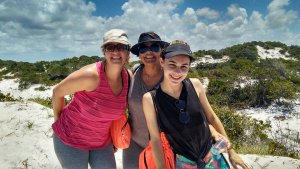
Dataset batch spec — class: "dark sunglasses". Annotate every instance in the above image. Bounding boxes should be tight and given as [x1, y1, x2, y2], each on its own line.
[138, 44, 160, 54]
[175, 100, 190, 124]
[104, 44, 129, 52]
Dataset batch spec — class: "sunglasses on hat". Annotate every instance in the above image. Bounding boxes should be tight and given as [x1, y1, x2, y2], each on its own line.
[138, 44, 160, 54]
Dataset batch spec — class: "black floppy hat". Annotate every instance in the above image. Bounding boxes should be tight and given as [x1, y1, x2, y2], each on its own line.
[131, 32, 169, 55]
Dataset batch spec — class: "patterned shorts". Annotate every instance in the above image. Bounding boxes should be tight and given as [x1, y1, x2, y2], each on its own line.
[175, 147, 229, 169]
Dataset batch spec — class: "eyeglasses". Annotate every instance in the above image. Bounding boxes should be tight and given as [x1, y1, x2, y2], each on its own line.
[138, 44, 160, 54]
[175, 100, 190, 124]
[104, 44, 129, 52]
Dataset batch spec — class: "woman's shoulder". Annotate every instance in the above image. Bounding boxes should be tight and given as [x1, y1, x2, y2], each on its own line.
[143, 91, 152, 100]
[187, 78, 205, 94]
[188, 78, 202, 87]
[79, 63, 99, 78]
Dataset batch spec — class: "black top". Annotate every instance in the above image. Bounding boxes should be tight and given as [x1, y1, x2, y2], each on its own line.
[151, 78, 212, 162]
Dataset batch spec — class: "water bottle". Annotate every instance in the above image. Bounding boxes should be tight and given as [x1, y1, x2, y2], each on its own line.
[211, 138, 228, 159]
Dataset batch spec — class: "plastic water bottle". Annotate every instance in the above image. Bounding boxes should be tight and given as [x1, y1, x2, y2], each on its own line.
[211, 138, 228, 159]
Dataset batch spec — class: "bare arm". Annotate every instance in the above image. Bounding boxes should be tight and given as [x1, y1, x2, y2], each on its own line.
[142, 92, 165, 169]
[52, 63, 99, 121]
[190, 78, 249, 169]
[190, 78, 229, 139]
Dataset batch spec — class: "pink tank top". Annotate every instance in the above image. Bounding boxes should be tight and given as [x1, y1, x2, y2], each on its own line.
[52, 61, 128, 150]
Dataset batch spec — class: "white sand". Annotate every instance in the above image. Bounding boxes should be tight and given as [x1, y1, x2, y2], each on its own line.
[256, 46, 297, 60]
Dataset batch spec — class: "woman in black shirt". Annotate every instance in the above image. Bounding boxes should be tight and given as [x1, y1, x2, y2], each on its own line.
[142, 40, 248, 169]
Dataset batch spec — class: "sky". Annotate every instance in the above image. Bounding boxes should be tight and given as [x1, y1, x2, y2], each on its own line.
[0, 0, 299, 62]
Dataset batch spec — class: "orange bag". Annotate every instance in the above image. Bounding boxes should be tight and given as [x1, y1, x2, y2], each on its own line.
[139, 132, 175, 169]
[110, 113, 131, 149]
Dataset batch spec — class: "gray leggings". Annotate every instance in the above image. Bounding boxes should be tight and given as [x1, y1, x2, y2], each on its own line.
[53, 134, 116, 169]
[122, 139, 144, 169]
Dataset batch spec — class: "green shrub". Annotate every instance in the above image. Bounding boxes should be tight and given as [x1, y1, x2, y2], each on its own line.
[34, 86, 49, 91]
[30, 97, 52, 108]
[0, 92, 16, 101]
[212, 105, 270, 149]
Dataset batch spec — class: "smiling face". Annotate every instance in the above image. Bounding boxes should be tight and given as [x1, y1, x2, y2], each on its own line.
[138, 42, 161, 65]
[161, 55, 191, 85]
[102, 42, 130, 65]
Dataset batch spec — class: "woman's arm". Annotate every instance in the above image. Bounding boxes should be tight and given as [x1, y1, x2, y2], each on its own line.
[142, 92, 165, 169]
[190, 78, 249, 169]
[52, 63, 99, 121]
[190, 78, 228, 138]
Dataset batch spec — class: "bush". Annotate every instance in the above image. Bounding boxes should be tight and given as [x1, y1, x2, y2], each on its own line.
[30, 97, 52, 108]
[212, 105, 270, 149]
[0, 92, 16, 101]
[34, 86, 49, 91]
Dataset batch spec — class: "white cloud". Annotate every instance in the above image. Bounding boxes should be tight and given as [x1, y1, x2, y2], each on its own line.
[0, 0, 299, 62]
[0, 0, 105, 61]
[249, 11, 266, 30]
[196, 7, 219, 19]
[265, 0, 298, 30]
[227, 4, 248, 19]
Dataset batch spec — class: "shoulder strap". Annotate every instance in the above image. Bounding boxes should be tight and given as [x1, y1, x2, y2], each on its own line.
[125, 69, 131, 123]
[185, 78, 198, 97]
[125, 69, 131, 96]
[132, 63, 144, 75]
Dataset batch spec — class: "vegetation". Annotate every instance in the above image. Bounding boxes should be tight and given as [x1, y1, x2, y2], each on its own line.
[0, 55, 103, 89]
[0, 92, 16, 101]
[29, 97, 52, 108]
[189, 41, 300, 158]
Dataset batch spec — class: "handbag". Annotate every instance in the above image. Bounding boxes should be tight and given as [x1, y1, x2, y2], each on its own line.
[139, 90, 175, 169]
[110, 113, 131, 149]
[110, 69, 132, 149]
[139, 132, 175, 169]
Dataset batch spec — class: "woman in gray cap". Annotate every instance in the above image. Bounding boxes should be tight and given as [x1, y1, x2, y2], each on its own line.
[142, 40, 249, 169]
[52, 29, 131, 169]
[123, 31, 168, 169]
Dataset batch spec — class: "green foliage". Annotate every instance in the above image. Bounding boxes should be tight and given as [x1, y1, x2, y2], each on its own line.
[267, 140, 299, 158]
[263, 41, 288, 49]
[223, 42, 258, 60]
[193, 49, 223, 59]
[0, 55, 102, 89]
[213, 105, 298, 158]
[288, 45, 300, 60]
[29, 97, 52, 108]
[34, 86, 49, 91]
[0, 92, 16, 101]
[212, 105, 270, 148]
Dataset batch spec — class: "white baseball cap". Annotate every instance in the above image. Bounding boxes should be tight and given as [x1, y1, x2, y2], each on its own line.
[101, 29, 130, 47]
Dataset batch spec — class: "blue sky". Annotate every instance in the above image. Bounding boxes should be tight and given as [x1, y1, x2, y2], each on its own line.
[0, 0, 299, 62]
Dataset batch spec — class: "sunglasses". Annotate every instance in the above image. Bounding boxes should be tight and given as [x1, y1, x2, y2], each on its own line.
[104, 44, 129, 52]
[175, 99, 190, 124]
[138, 44, 160, 54]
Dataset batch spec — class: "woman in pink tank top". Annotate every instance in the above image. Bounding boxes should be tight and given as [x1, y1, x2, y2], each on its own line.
[52, 29, 131, 169]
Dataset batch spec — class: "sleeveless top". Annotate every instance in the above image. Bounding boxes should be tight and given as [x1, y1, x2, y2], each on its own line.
[52, 61, 129, 150]
[128, 64, 162, 147]
[153, 78, 212, 162]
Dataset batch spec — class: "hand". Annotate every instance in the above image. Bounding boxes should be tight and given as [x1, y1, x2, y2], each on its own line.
[228, 149, 249, 169]
[211, 131, 232, 150]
